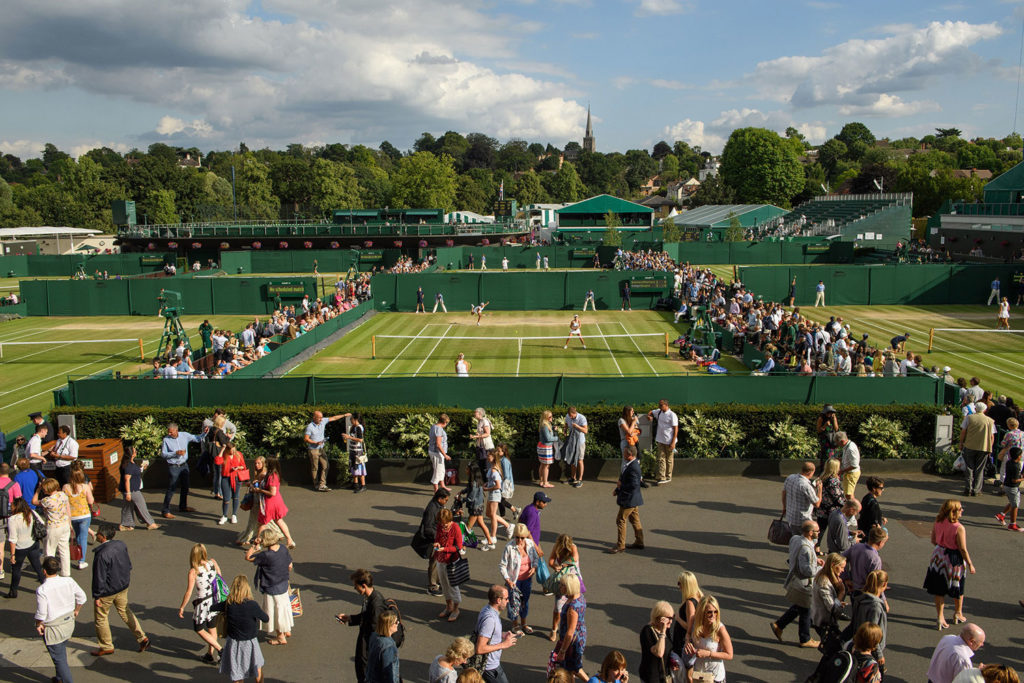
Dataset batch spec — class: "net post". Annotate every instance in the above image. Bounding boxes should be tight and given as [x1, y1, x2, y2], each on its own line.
[139, 338, 145, 361]
[371, 335, 376, 359]
[928, 328, 934, 353]
[664, 332, 669, 358]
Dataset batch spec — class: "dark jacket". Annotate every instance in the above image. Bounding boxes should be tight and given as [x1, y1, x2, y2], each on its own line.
[350, 589, 386, 649]
[615, 458, 644, 508]
[92, 539, 133, 598]
[859, 493, 883, 534]
[411, 499, 444, 559]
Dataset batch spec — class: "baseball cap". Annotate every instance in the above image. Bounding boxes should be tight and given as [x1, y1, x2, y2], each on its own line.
[942, 366, 951, 373]
[533, 492, 552, 503]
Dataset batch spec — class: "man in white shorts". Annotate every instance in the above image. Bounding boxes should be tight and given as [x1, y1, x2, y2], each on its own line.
[564, 314, 586, 349]
[427, 414, 451, 493]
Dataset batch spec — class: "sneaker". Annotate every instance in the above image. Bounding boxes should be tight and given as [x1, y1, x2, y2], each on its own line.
[480, 543, 491, 552]
[230, 515, 238, 524]
[572, 481, 582, 488]
[563, 345, 567, 349]
[996, 513, 1007, 525]
[317, 486, 331, 492]
[506, 526, 513, 540]
[657, 479, 670, 485]
[217, 516, 227, 525]
[78, 561, 89, 570]
[1010, 524, 1023, 532]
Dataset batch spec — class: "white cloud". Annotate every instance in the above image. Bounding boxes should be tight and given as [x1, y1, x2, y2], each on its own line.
[631, 0, 693, 17]
[711, 108, 829, 144]
[837, 94, 940, 117]
[0, 0, 586, 148]
[748, 21, 1002, 117]
[649, 78, 690, 90]
[0, 139, 45, 160]
[663, 119, 725, 153]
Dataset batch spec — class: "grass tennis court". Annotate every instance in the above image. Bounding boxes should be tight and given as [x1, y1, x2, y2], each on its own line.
[0, 314, 253, 432]
[292, 310, 745, 378]
[802, 304, 1024, 398]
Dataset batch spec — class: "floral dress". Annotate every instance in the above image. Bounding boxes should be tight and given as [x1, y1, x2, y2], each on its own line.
[814, 475, 844, 525]
[557, 596, 587, 672]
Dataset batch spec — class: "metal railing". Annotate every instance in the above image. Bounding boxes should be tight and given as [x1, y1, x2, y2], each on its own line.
[118, 220, 529, 240]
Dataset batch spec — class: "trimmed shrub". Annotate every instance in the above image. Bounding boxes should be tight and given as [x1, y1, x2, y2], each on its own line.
[857, 414, 911, 460]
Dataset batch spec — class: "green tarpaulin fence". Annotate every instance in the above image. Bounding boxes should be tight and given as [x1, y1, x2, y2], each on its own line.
[0, 253, 175, 278]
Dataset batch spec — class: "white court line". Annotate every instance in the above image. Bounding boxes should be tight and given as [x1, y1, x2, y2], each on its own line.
[595, 323, 623, 377]
[853, 318, 1024, 381]
[376, 323, 441, 378]
[1, 341, 74, 364]
[617, 321, 658, 376]
[0, 337, 155, 399]
[516, 338, 522, 378]
[0, 328, 52, 342]
[413, 324, 453, 377]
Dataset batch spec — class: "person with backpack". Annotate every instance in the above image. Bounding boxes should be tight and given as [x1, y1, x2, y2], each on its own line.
[366, 611, 401, 683]
[176, 543, 224, 664]
[5, 497, 45, 598]
[851, 622, 884, 683]
[337, 568, 387, 683]
[0, 462, 24, 583]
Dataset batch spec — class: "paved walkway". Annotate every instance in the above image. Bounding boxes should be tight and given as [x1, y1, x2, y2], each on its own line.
[2, 469, 1020, 682]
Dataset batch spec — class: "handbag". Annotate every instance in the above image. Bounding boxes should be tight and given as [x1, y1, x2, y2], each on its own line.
[240, 491, 254, 512]
[768, 517, 793, 546]
[289, 587, 303, 617]
[785, 576, 812, 609]
[356, 453, 368, 465]
[30, 510, 48, 543]
[446, 557, 470, 587]
[236, 467, 251, 482]
[70, 541, 83, 562]
[535, 559, 552, 587]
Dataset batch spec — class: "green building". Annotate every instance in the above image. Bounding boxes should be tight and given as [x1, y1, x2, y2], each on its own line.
[555, 194, 654, 229]
[666, 204, 786, 240]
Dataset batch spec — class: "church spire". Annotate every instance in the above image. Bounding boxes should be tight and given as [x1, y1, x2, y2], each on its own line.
[583, 104, 595, 153]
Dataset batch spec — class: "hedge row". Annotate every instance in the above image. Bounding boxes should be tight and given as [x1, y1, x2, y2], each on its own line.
[60, 403, 944, 461]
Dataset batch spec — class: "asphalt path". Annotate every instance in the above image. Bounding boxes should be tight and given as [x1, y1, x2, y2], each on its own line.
[2, 469, 1020, 682]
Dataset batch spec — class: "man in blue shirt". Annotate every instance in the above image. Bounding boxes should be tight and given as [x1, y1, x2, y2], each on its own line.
[988, 277, 1001, 306]
[474, 585, 519, 683]
[814, 280, 826, 307]
[160, 423, 204, 519]
[304, 410, 349, 492]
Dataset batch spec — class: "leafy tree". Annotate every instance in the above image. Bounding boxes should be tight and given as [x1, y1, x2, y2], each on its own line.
[413, 132, 437, 155]
[661, 218, 683, 243]
[527, 142, 546, 157]
[42, 143, 70, 170]
[0, 176, 12, 212]
[817, 139, 847, 180]
[623, 149, 658, 192]
[660, 154, 680, 182]
[689, 174, 735, 207]
[563, 141, 582, 157]
[835, 122, 875, 159]
[497, 140, 533, 173]
[354, 163, 391, 208]
[390, 151, 458, 210]
[535, 155, 560, 172]
[147, 188, 179, 224]
[720, 127, 803, 205]
[435, 132, 469, 169]
[548, 161, 586, 203]
[1004, 133, 1023, 150]
[310, 159, 361, 217]
[270, 157, 313, 215]
[602, 211, 622, 246]
[936, 127, 962, 139]
[512, 169, 546, 205]
[671, 140, 701, 178]
[464, 133, 498, 170]
[652, 140, 672, 160]
[455, 174, 491, 214]
[724, 211, 745, 242]
[235, 152, 280, 219]
[379, 141, 402, 162]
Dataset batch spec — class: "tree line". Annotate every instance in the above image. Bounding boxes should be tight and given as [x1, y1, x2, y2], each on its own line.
[0, 124, 1020, 231]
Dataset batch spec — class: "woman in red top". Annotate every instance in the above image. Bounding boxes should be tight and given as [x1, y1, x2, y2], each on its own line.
[218, 443, 248, 526]
[433, 508, 464, 623]
[923, 499, 975, 629]
[253, 458, 295, 549]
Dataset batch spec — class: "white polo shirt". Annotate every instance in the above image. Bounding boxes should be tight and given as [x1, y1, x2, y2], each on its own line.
[651, 408, 678, 445]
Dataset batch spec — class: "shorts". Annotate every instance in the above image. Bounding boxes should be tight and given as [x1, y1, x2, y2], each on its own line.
[487, 489, 501, 504]
[841, 469, 861, 497]
[1007, 486, 1020, 508]
[194, 615, 218, 633]
[537, 442, 553, 464]
[570, 330, 581, 336]
[429, 455, 445, 485]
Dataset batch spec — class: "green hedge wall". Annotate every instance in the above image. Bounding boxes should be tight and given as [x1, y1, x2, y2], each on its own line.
[59, 403, 943, 461]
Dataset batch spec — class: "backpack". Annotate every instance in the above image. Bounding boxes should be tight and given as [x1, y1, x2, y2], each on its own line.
[30, 509, 48, 543]
[0, 480, 14, 519]
[383, 596, 405, 648]
[465, 629, 487, 672]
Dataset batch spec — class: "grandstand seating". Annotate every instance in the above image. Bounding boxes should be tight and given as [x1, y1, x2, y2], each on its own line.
[773, 193, 912, 239]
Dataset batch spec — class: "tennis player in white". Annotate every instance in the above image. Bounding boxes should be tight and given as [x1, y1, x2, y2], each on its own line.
[472, 301, 489, 326]
[564, 314, 586, 349]
[455, 353, 470, 377]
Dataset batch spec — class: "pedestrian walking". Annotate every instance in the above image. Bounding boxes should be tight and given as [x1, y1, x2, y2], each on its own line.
[366, 611, 401, 683]
[5, 498, 45, 598]
[160, 422, 203, 519]
[218, 443, 247, 525]
[547, 534, 583, 642]
[90, 523, 150, 656]
[782, 462, 822, 536]
[927, 624, 985, 683]
[685, 595, 733, 683]
[62, 464, 94, 571]
[484, 451, 512, 544]
[518, 491, 550, 550]
[252, 458, 295, 549]
[499, 523, 542, 635]
[176, 543, 223, 664]
[434, 508, 465, 622]
[214, 575, 268, 683]
[237, 457, 280, 549]
[474, 584, 519, 683]
[835, 432, 861, 500]
[849, 569, 888, 675]
[815, 405, 839, 469]
[246, 528, 293, 646]
[412, 489, 449, 596]
[924, 500, 976, 630]
[770, 520, 822, 648]
[34, 555, 86, 683]
[336, 569, 387, 683]
[608, 447, 644, 554]
[551, 573, 588, 680]
[304, 410, 349, 492]
[471, 408, 494, 474]
[119, 445, 159, 531]
[428, 414, 452, 494]
[34, 478, 71, 577]
[810, 552, 846, 643]
[671, 570, 703, 678]
[959, 405, 995, 496]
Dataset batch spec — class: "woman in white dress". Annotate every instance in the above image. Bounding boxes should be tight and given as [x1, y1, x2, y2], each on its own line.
[686, 595, 732, 683]
[564, 314, 586, 350]
[177, 543, 223, 664]
[998, 297, 1011, 330]
[455, 353, 470, 378]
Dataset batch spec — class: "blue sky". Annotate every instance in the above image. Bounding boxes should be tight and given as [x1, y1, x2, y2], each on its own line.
[0, 0, 1021, 159]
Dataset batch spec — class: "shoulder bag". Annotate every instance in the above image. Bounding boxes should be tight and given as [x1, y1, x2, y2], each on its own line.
[446, 557, 470, 587]
[768, 516, 792, 546]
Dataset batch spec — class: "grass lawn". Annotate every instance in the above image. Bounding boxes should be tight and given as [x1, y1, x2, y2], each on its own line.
[0, 314, 254, 433]
[292, 309, 746, 378]
[800, 304, 1024, 398]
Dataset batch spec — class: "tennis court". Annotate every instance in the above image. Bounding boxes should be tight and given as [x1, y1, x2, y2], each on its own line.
[801, 304, 1024, 398]
[292, 310, 741, 378]
[0, 314, 253, 432]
